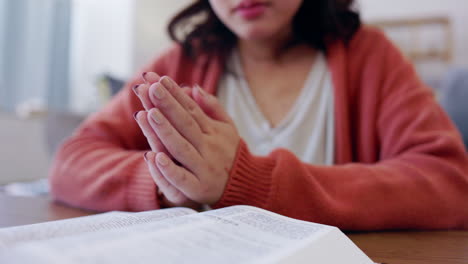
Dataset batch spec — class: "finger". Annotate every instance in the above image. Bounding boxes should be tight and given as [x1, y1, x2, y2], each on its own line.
[134, 111, 167, 153]
[147, 108, 203, 174]
[142, 72, 160, 84]
[155, 152, 201, 202]
[134, 72, 161, 110]
[181, 86, 193, 97]
[159, 77, 212, 133]
[148, 82, 205, 148]
[193, 85, 234, 125]
[133, 84, 153, 111]
[145, 151, 187, 205]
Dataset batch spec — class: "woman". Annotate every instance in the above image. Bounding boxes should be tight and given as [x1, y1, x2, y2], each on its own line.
[50, 0, 468, 230]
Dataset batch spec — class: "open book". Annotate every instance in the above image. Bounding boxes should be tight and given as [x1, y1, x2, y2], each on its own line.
[0, 205, 373, 263]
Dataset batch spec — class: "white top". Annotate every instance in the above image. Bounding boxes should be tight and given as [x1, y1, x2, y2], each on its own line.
[217, 51, 335, 165]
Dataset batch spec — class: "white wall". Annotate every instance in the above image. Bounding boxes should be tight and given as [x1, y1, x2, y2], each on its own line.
[134, 1, 190, 71]
[359, 0, 468, 68]
[70, 0, 134, 112]
[69, 1, 189, 113]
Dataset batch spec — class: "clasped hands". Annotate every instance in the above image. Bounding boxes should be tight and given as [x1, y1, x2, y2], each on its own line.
[133, 72, 240, 208]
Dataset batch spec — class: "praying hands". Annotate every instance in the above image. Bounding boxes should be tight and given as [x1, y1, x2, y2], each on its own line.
[133, 72, 240, 208]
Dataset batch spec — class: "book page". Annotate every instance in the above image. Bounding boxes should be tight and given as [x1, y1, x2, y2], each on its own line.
[259, 227, 374, 264]
[0, 205, 372, 263]
[0, 207, 195, 249]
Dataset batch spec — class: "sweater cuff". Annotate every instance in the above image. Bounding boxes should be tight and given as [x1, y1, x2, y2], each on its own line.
[126, 153, 160, 211]
[213, 140, 275, 209]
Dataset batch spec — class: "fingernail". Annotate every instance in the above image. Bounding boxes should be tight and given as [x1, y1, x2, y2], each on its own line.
[196, 85, 205, 97]
[161, 77, 173, 90]
[133, 111, 140, 121]
[144, 152, 149, 162]
[142, 72, 148, 83]
[132, 84, 140, 95]
[151, 109, 163, 124]
[157, 153, 169, 166]
[154, 83, 166, 99]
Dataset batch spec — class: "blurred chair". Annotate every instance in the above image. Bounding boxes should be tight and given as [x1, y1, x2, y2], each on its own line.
[439, 68, 468, 149]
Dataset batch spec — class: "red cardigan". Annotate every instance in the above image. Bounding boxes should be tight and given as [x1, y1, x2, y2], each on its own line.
[50, 27, 468, 230]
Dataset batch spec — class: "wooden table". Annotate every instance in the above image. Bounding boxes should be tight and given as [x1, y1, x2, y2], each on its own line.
[0, 193, 94, 227]
[1, 193, 467, 264]
[350, 231, 468, 264]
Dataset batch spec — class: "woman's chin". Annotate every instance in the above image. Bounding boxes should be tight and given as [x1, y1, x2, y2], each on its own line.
[236, 29, 278, 43]
[232, 21, 289, 43]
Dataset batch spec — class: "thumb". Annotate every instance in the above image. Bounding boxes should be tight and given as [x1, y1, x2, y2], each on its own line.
[193, 85, 233, 125]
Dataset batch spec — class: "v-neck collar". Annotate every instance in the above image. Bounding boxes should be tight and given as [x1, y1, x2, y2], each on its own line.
[232, 50, 325, 135]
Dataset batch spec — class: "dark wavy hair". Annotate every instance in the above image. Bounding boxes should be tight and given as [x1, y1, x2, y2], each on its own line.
[168, 0, 361, 58]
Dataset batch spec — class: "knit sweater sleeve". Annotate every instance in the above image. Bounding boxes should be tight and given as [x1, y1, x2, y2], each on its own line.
[213, 31, 468, 230]
[49, 46, 182, 212]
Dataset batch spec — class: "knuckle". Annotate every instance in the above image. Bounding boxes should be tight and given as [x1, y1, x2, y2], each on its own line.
[148, 136, 160, 147]
[186, 100, 197, 113]
[174, 169, 188, 185]
[160, 127, 173, 139]
[182, 141, 193, 153]
[155, 99, 169, 109]
[202, 124, 215, 134]
[191, 108, 204, 122]
[199, 141, 213, 157]
[185, 118, 198, 132]
[157, 177, 170, 189]
[174, 141, 192, 157]
[166, 78, 177, 90]
[210, 125, 221, 135]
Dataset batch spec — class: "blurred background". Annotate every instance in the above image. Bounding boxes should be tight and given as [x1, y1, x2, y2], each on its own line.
[0, 0, 467, 194]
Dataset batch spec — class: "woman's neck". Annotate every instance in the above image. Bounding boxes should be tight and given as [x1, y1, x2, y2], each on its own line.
[237, 24, 295, 63]
[238, 37, 316, 66]
[238, 38, 284, 62]
[237, 26, 316, 65]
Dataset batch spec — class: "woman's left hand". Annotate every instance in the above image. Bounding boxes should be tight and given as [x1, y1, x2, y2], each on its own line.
[138, 76, 241, 205]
